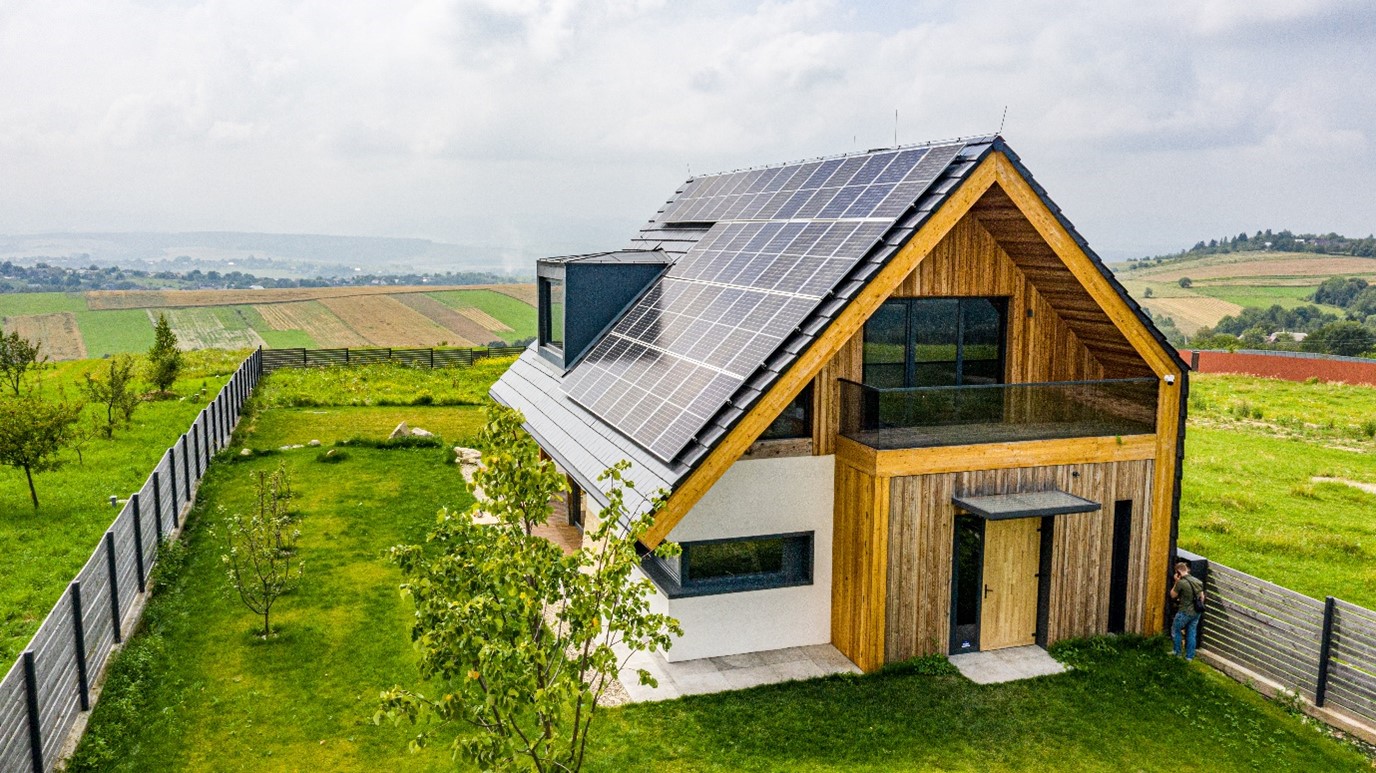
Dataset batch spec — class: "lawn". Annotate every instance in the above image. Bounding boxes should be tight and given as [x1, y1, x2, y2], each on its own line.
[0, 351, 237, 661]
[67, 365, 1369, 772]
[1177, 374, 1376, 607]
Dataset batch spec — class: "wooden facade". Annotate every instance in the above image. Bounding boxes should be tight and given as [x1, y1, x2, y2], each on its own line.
[641, 148, 1186, 672]
[882, 459, 1154, 662]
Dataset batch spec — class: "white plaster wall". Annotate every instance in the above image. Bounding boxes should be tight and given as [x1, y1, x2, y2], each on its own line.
[652, 454, 836, 662]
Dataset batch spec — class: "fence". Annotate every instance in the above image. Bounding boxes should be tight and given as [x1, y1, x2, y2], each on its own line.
[1181, 348, 1376, 387]
[0, 349, 263, 773]
[261, 345, 524, 373]
[1184, 551, 1376, 735]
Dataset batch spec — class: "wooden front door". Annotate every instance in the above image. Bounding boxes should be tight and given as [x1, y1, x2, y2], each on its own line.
[980, 518, 1041, 650]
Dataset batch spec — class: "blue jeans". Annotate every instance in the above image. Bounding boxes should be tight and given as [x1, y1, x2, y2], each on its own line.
[1172, 611, 1200, 660]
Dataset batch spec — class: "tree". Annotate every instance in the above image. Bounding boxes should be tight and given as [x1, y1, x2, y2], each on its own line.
[220, 463, 303, 638]
[1178, 277, 1193, 289]
[1306, 321, 1376, 357]
[83, 355, 140, 438]
[378, 407, 680, 772]
[147, 313, 183, 393]
[0, 332, 44, 396]
[0, 392, 82, 507]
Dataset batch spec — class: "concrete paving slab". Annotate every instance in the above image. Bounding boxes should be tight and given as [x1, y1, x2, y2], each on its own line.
[616, 644, 861, 702]
[949, 645, 1066, 685]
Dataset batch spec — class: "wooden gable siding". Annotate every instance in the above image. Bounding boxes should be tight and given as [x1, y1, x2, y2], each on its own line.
[884, 458, 1154, 662]
[832, 461, 891, 672]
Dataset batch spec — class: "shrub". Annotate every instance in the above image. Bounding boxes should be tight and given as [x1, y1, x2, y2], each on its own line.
[337, 435, 444, 450]
[316, 448, 349, 464]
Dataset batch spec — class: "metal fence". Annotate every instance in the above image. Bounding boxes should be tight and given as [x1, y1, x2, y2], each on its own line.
[261, 345, 524, 373]
[1188, 553, 1376, 728]
[0, 349, 263, 773]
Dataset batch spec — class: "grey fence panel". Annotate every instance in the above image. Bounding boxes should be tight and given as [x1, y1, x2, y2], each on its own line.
[261, 345, 523, 373]
[1203, 563, 1325, 697]
[75, 555, 115, 680]
[1328, 600, 1376, 723]
[0, 659, 28, 772]
[29, 594, 79, 768]
[108, 508, 140, 620]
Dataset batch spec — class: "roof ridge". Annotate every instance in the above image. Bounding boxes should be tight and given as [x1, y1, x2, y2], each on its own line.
[689, 133, 1000, 180]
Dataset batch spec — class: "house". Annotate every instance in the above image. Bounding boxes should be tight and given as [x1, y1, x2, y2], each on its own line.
[490, 135, 1188, 672]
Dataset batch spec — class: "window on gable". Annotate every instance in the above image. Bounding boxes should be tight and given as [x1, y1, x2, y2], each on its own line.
[539, 277, 565, 354]
[863, 297, 1007, 388]
[758, 383, 813, 441]
[641, 532, 814, 598]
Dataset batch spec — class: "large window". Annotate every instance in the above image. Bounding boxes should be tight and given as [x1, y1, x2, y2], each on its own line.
[539, 277, 565, 353]
[641, 532, 813, 598]
[863, 298, 1006, 388]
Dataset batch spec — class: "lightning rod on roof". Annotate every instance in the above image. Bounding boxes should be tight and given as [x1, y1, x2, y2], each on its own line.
[999, 106, 1007, 135]
[894, 108, 899, 146]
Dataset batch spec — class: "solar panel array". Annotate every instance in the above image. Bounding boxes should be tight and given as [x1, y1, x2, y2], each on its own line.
[564, 142, 967, 463]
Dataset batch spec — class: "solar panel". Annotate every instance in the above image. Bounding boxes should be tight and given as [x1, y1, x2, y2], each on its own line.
[565, 142, 967, 463]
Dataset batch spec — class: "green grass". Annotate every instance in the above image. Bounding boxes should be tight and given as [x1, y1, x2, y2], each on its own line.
[0, 291, 89, 316]
[427, 289, 536, 341]
[73, 308, 156, 357]
[253, 358, 516, 408]
[241, 406, 489, 448]
[0, 351, 236, 660]
[1178, 374, 1376, 606]
[588, 637, 1365, 771]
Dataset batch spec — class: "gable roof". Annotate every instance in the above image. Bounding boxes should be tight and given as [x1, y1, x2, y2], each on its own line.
[490, 136, 1185, 524]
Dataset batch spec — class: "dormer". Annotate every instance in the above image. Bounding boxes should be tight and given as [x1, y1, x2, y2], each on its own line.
[536, 249, 671, 369]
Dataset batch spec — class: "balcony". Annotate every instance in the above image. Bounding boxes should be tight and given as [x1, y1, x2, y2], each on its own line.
[839, 378, 1158, 451]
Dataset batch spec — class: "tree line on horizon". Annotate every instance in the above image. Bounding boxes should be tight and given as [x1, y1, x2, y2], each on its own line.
[1127, 229, 1376, 268]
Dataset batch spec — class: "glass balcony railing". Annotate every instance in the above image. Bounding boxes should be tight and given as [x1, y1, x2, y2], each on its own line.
[839, 377, 1159, 450]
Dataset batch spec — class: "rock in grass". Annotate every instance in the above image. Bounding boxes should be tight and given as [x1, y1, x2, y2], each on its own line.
[240, 448, 253, 457]
[308, 439, 321, 447]
[389, 421, 410, 439]
[410, 427, 434, 438]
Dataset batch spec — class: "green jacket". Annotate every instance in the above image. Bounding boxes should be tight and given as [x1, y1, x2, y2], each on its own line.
[1174, 575, 1203, 615]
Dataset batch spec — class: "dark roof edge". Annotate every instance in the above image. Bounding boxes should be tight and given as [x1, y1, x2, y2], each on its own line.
[988, 138, 1189, 374]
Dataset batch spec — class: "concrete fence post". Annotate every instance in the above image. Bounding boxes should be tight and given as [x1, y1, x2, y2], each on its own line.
[131, 494, 146, 593]
[70, 581, 90, 711]
[22, 650, 42, 773]
[104, 532, 121, 643]
[1316, 597, 1337, 707]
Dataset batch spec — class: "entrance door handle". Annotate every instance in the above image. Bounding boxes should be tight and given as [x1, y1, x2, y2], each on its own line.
[984, 585, 993, 599]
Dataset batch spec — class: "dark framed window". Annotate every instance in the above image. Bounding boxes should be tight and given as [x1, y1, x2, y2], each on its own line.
[758, 383, 813, 441]
[863, 297, 1007, 388]
[539, 277, 565, 353]
[641, 532, 813, 598]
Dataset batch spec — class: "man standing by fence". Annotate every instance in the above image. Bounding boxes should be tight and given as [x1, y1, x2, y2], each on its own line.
[1170, 559, 1205, 661]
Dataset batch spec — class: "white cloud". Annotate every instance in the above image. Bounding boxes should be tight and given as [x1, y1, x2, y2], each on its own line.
[0, 0, 1372, 260]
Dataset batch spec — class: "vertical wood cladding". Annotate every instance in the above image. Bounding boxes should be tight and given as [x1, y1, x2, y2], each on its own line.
[831, 462, 890, 672]
[884, 459, 1154, 662]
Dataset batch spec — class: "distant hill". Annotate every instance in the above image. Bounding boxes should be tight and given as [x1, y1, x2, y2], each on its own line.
[1108, 232, 1376, 340]
[0, 231, 520, 277]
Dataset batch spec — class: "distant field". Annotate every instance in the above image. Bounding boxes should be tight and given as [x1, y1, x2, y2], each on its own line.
[0, 285, 534, 359]
[1115, 251, 1374, 332]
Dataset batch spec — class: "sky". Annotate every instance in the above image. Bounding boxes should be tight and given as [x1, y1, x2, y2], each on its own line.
[1, 0, 1373, 269]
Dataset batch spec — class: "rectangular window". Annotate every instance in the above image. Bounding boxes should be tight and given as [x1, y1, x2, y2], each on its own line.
[539, 277, 565, 353]
[758, 383, 813, 441]
[641, 532, 813, 598]
[863, 297, 1007, 388]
